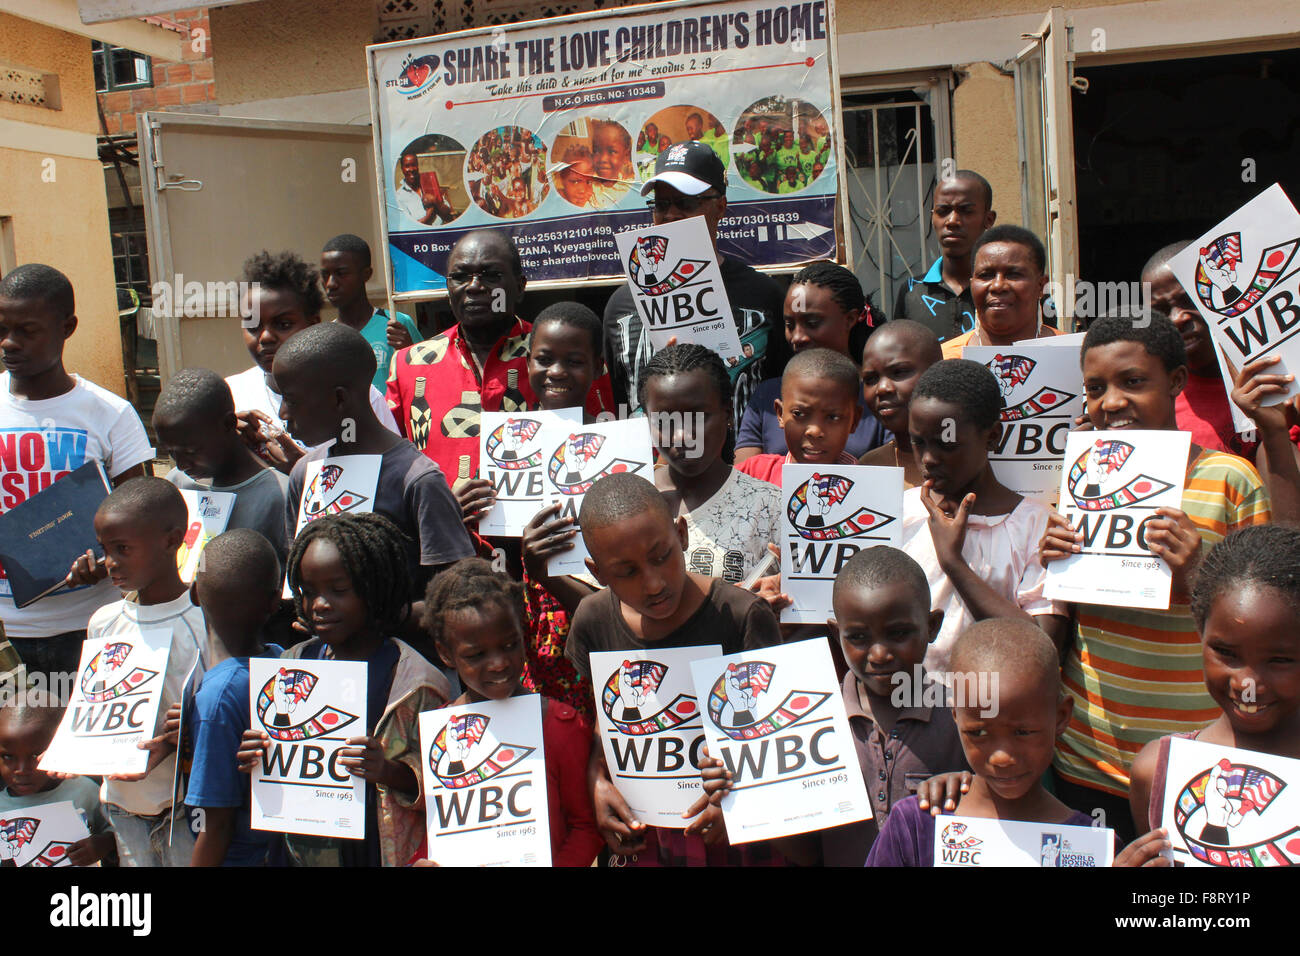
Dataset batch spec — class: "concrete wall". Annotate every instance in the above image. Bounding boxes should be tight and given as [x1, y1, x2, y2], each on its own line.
[951, 62, 1021, 227]
[0, 13, 125, 397]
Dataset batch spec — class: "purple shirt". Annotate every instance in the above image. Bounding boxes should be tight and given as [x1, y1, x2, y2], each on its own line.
[865, 795, 1097, 867]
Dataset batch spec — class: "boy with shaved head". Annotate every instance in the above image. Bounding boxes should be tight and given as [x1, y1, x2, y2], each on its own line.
[274, 322, 473, 623]
[564, 472, 782, 866]
[858, 320, 944, 486]
[87, 477, 210, 866]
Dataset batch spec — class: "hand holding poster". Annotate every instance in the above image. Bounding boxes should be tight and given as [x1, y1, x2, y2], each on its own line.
[0, 801, 90, 868]
[1161, 737, 1300, 867]
[418, 695, 551, 866]
[1168, 183, 1300, 409]
[780, 464, 904, 623]
[176, 489, 235, 583]
[613, 214, 745, 363]
[933, 814, 1113, 867]
[478, 408, 582, 536]
[39, 631, 173, 776]
[249, 658, 367, 839]
[590, 645, 720, 828]
[542, 417, 655, 575]
[963, 345, 1085, 504]
[690, 638, 869, 843]
[1044, 429, 1190, 610]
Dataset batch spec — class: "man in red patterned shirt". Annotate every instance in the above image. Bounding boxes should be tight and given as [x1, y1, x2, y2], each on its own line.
[386, 232, 536, 489]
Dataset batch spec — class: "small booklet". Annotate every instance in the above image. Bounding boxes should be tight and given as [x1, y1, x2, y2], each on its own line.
[0, 461, 111, 608]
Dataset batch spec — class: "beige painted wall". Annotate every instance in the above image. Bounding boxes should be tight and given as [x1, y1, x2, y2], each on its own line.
[0, 13, 126, 397]
[951, 61, 1022, 227]
[836, 0, 1136, 33]
[211, 0, 374, 105]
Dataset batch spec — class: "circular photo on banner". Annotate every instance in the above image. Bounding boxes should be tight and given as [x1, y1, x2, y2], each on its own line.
[733, 96, 831, 195]
[637, 106, 730, 181]
[549, 116, 635, 210]
[466, 126, 549, 219]
[394, 134, 467, 226]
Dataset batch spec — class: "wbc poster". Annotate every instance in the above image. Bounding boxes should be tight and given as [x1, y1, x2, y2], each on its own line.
[542, 417, 655, 575]
[690, 638, 869, 843]
[478, 408, 582, 536]
[1162, 738, 1300, 868]
[1168, 183, 1300, 409]
[249, 658, 367, 839]
[419, 695, 551, 866]
[613, 214, 745, 362]
[39, 631, 174, 777]
[176, 489, 235, 584]
[779, 464, 904, 623]
[0, 801, 90, 868]
[1044, 429, 1191, 610]
[367, 0, 843, 294]
[933, 815, 1113, 867]
[590, 645, 720, 828]
[292, 455, 382, 539]
[963, 345, 1085, 504]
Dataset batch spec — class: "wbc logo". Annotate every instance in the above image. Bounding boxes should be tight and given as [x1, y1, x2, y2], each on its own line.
[1173, 758, 1299, 867]
[428, 713, 534, 789]
[255, 668, 358, 741]
[80, 642, 157, 704]
[705, 661, 830, 741]
[0, 817, 73, 867]
[546, 432, 644, 495]
[986, 353, 1076, 422]
[1065, 439, 1172, 511]
[485, 417, 543, 470]
[627, 234, 710, 297]
[602, 660, 699, 736]
[786, 473, 895, 541]
[939, 821, 982, 850]
[303, 463, 370, 521]
[1194, 231, 1299, 319]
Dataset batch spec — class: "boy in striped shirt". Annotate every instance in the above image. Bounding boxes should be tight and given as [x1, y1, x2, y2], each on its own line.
[1038, 313, 1270, 843]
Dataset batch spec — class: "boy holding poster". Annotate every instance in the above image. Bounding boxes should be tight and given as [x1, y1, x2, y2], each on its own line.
[1128, 525, 1300, 857]
[413, 558, 601, 866]
[900, 360, 1067, 671]
[1040, 313, 1271, 840]
[866, 619, 1160, 867]
[274, 323, 474, 616]
[238, 513, 451, 866]
[184, 530, 284, 867]
[83, 478, 208, 866]
[564, 473, 784, 865]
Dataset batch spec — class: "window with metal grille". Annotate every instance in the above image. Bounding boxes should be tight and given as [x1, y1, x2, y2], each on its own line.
[93, 41, 152, 92]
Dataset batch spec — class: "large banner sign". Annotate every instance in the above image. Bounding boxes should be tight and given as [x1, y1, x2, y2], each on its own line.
[367, 0, 841, 294]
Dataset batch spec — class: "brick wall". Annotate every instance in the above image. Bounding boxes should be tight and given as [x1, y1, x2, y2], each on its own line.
[97, 7, 214, 136]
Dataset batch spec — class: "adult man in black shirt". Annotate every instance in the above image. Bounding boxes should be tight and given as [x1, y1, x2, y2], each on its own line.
[892, 170, 996, 343]
[602, 141, 785, 422]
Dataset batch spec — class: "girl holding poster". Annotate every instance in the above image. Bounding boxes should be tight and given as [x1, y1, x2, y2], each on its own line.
[410, 558, 603, 866]
[1127, 525, 1300, 840]
[237, 513, 452, 867]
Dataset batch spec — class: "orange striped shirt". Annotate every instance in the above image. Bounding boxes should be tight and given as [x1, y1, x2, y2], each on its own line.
[1054, 448, 1271, 797]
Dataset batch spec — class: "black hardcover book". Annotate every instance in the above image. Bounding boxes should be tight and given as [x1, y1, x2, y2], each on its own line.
[0, 461, 111, 608]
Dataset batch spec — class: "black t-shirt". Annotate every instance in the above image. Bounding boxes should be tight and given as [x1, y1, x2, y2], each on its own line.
[891, 268, 976, 343]
[564, 578, 782, 682]
[602, 256, 787, 423]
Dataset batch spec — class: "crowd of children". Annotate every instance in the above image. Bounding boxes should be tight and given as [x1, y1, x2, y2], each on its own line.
[3, 173, 1299, 869]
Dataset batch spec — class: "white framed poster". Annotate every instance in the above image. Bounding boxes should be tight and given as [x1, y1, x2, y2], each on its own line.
[590, 645, 719, 828]
[0, 801, 90, 867]
[933, 814, 1113, 867]
[779, 464, 903, 623]
[419, 694, 551, 866]
[248, 658, 367, 839]
[1044, 429, 1190, 610]
[176, 488, 235, 584]
[478, 408, 582, 536]
[690, 638, 868, 843]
